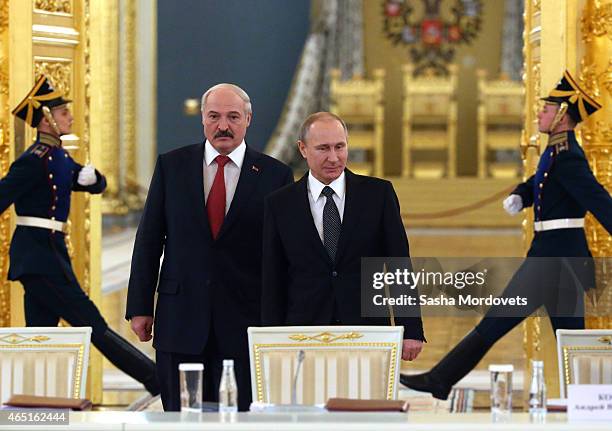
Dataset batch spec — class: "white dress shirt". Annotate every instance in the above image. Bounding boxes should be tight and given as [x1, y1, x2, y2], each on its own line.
[203, 140, 246, 214]
[307, 171, 345, 241]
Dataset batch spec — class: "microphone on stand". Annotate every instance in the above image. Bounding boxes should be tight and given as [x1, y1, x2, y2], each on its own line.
[291, 350, 305, 405]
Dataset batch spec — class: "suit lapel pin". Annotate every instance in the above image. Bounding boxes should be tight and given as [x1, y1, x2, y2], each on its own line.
[252, 165, 259, 173]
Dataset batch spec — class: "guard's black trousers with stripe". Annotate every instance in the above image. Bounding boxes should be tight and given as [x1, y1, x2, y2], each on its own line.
[20, 273, 160, 396]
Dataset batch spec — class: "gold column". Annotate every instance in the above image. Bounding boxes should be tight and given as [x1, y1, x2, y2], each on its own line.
[580, 0, 612, 329]
[522, 0, 545, 399]
[7, 0, 33, 328]
[97, 0, 126, 215]
[121, 0, 141, 210]
[77, 0, 103, 405]
[0, 0, 12, 328]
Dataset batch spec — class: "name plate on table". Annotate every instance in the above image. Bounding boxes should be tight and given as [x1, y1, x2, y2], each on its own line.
[568, 384, 612, 421]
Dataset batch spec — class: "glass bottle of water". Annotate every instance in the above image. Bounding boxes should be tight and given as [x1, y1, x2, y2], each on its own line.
[219, 359, 238, 413]
[528, 360, 547, 416]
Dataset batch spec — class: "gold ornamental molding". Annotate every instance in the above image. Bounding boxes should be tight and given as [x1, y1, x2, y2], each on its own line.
[581, 0, 612, 41]
[288, 331, 364, 344]
[32, 24, 79, 47]
[598, 335, 612, 344]
[121, 0, 142, 210]
[34, 59, 72, 96]
[578, 60, 602, 100]
[577, 58, 612, 99]
[600, 59, 612, 95]
[0, 333, 51, 344]
[34, 0, 72, 16]
[580, 0, 612, 328]
[0, 58, 9, 94]
[0, 1, 7, 30]
[533, 0, 541, 12]
[0, 0, 10, 328]
[80, 0, 91, 297]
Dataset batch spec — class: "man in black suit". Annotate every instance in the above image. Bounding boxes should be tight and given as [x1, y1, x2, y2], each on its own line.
[262, 112, 425, 361]
[126, 83, 293, 411]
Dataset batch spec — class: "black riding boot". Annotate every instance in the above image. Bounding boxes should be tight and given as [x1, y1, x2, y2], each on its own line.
[400, 329, 493, 400]
[93, 328, 160, 396]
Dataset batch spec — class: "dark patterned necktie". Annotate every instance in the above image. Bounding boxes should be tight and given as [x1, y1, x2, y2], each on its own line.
[321, 186, 341, 260]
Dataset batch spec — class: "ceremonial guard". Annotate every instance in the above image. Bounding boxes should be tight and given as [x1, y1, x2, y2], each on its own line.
[2, 76, 159, 395]
[401, 70, 612, 400]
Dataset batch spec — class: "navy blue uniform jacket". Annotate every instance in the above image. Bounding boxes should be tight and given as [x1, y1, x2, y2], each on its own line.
[513, 131, 612, 258]
[0, 134, 106, 280]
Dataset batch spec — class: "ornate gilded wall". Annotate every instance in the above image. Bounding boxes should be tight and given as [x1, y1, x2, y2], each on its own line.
[580, 0, 612, 328]
[0, 0, 11, 328]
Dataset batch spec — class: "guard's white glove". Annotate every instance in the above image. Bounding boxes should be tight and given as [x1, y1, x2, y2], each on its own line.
[77, 165, 97, 186]
[503, 194, 523, 215]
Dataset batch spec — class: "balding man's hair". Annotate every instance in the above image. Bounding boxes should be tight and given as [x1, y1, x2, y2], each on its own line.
[298, 112, 348, 144]
[200, 83, 252, 115]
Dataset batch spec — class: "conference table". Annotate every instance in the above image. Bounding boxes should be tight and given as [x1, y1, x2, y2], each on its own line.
[0, 411, 610, 431]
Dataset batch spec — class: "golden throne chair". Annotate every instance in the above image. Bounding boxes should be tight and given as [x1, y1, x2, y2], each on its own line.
[477, 69, 524, 178]
[330, 69, 385, 177]
[402, 64, 458, 178]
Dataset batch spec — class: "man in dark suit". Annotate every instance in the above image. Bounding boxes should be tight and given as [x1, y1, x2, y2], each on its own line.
[126, 83, 293, 411]
[401, 70, 612, 400]
[2, 75, 159, 395]
[262, 112, 425, 361]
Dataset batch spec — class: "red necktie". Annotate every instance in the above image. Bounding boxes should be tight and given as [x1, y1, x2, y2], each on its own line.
[207, 155, 230, 239]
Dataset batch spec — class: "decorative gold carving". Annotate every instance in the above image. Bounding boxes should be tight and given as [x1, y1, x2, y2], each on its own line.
[0, 0, 9, 327]
[0, 1, 8, 32]
[581, 120, 612, 144]
[581, 0, 612, 43]
[598, 336, 612, 345]
[577, 58, 612, 99]
[122, 0, 142, 210]
[598, 59, 612, 96]
[581, 1, 612, 325]
[82, 0, 91, 298]
[99, 0, 126, 215]
[288, 331, 364, 343]
[34, 0, 72, 15]
[0, 60, 9, 95]
[578, 59, 602, 100]
[34, 61, 72, 97]
[522, 0, 548, 399]
[0, 333, 51, 344]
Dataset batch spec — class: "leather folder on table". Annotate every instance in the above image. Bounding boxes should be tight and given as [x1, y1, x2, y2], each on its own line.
[325, 398, 409, 412]
[4, 394, 92, 411]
